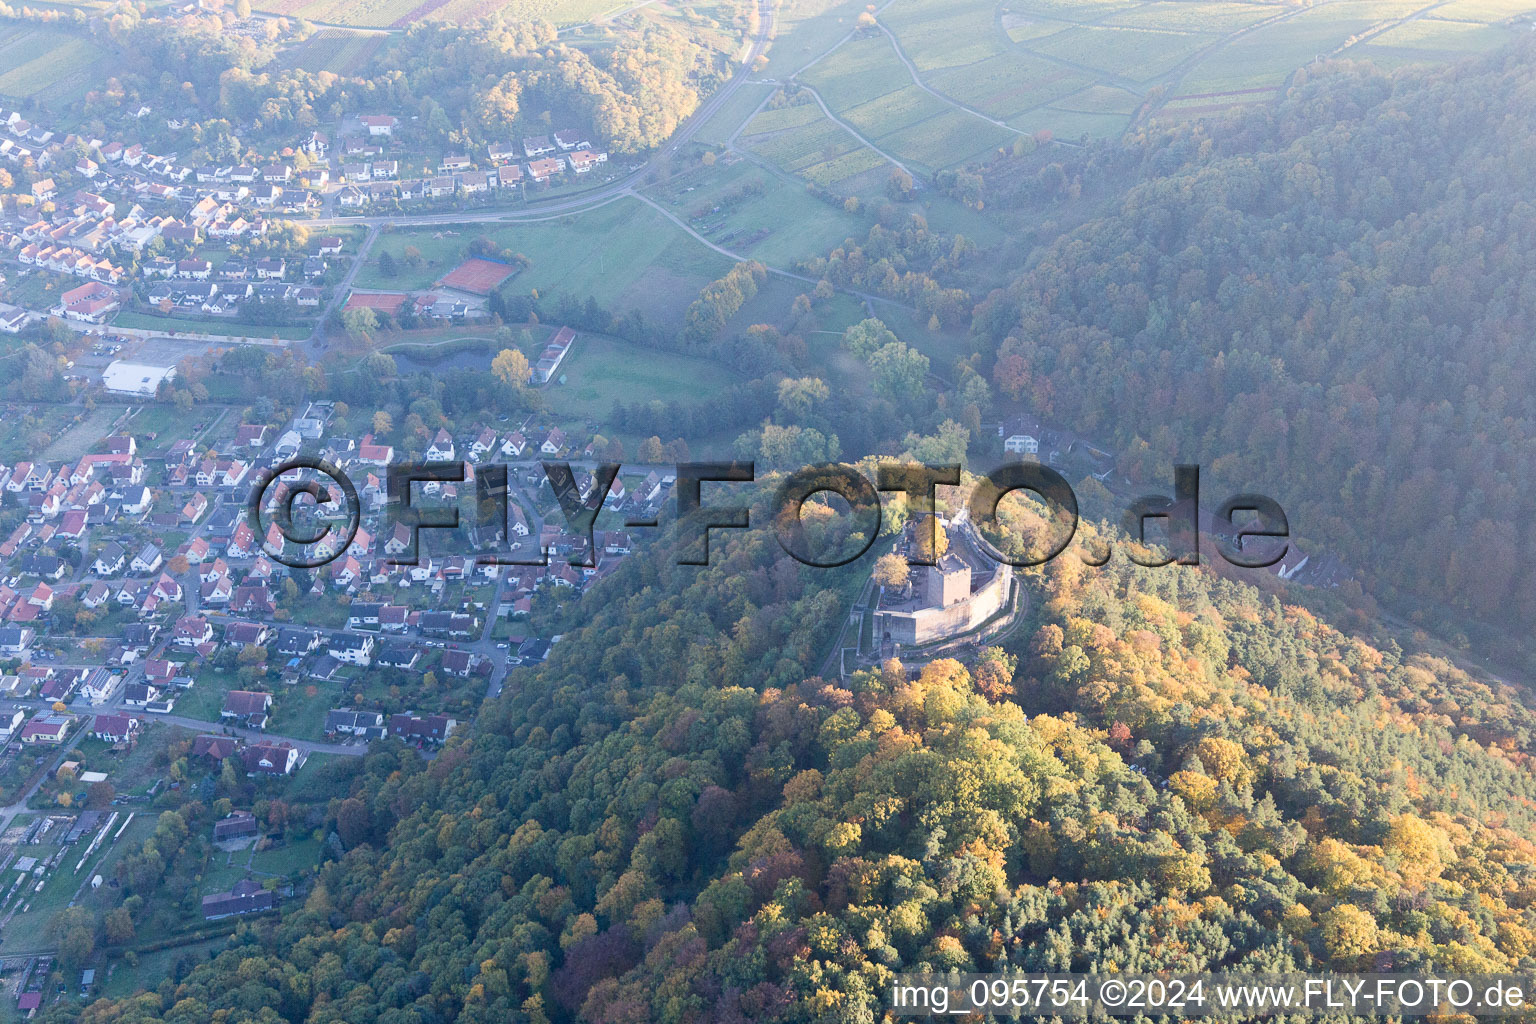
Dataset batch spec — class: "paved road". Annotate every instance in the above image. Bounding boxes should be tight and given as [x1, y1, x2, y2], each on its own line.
[313, 223, 379, 344]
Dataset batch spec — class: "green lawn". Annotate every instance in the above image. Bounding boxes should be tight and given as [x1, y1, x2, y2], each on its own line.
[125, 404, 207, 454]
[112, 312, 314, 342]
[543, 334, 741, 421]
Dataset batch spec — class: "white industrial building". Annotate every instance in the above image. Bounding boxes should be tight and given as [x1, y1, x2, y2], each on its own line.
[102, 360, 177, 396]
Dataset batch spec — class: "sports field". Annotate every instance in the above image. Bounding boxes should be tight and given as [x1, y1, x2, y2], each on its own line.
[437, 257, 520, 295]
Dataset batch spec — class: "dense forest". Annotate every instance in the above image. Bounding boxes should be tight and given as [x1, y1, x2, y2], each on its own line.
[962, 40, 1536, 665]
[16, 6, 721, 158]
[52, 481, 1536, 1024]
[30, 14, 1536, 1024]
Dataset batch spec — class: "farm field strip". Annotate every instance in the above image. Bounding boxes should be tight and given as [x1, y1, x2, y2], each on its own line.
[0, 27, 103, 101]
[1023, 23, 1221, 81]
[882, 0, 1013, 71]
[1105, 1, 1280, 32]
[800, 33, 913, 111]
[924, 52, 1094, 119]
[838, 84, 952, 139]
[1050, 82, 1142, 114]
[1002, 0, 1147, 24]
[875, 107, 1013, 170]
[277, 28, 389, 74]
[741, 100, 829, 136]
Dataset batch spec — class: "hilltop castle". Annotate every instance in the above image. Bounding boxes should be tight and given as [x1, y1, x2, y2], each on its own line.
[872, 516, 1012, 647]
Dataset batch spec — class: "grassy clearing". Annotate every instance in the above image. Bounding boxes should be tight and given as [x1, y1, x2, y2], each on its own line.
[267, 680, 346, 742]
[40, 404, 124, 462]
[99, 937, 228, 999]
[646, 156, 868, 265]
[111, 312, 314, 341]
[543, 334, 740, 421]
[0, 404, 79, 463]
[125, 404, 207, 453]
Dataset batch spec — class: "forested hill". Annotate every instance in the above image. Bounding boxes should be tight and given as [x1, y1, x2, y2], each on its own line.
[62, 501, 1536, 1024]
[971, 38, 1536, 665]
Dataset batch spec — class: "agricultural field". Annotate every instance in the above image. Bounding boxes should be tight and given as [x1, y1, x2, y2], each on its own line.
[798, 35, 1016, 170]
[0, 24, 106, 107]
[756, 0, 868, 81]
[1000, 0, 1146, 24]
[1051, 82, 1143, 115]
[645, 156, 868, 266]
[837, 83, 950, 138]
[881, 0, 1013, 71]
[879, 107, 1014, 168]
[275, 28, 389, 75]
[923, 51, 1092, 117]
[742, 99, 827, 135]
[763, 0, 1536, 146]
[1356, 16, 1526, 64]
[1026, 24, 1219, 81]
[745, 115, 865, 172]
[254, 0, 618, 27]
[1104, 1, 1279, 33]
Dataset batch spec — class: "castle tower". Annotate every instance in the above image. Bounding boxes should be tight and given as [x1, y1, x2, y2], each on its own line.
[922, 557, 971, 608]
